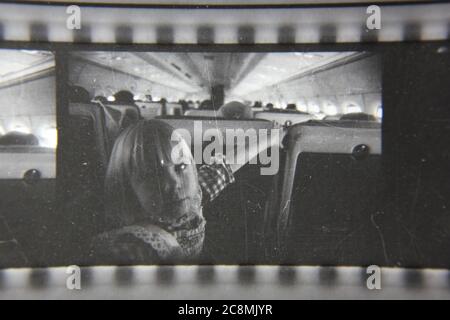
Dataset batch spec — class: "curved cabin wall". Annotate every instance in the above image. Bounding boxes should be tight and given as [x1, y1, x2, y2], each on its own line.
[69, 59, 191, 101]
[243, 54, 381, 116]
[0, 75, 56, 147]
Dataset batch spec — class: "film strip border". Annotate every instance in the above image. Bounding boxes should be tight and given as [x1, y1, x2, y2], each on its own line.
[0, 266, 450, 299]
[0, 2, 449, 299]
[0, 2, 448, 44]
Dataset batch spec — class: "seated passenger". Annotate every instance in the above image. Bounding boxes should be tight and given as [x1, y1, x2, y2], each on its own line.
[92, 119, 235, 264]
[340, 112, 377, 121]
[69, 85, 90, 103]
[93, 95, 108, 104]
[286, 103, 297, 111]
[0, 131, 39, 146]
[178, 99, 189, 113]
[199, 99, 213, 110]
[252, 101, 263, 109]
[114, 90, 136, 106]
[265, 103, 274, 111]
[219, 101, 253, 120]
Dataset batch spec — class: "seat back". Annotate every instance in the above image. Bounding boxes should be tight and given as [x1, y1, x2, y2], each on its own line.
[0, 215, 28, 267]
[158, 117, 275, 148]
[68, 103, 109, 170]
[166, 103, 183, 116]
[277, 120, 382, 265]
[101, 103, 141, 156]
[255, 111, 313, 126]
[135, 102, 162, 119]
[184, 109, 222, 118]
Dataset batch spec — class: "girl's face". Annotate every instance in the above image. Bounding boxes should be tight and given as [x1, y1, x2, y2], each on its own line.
[133, 136, 202, 231]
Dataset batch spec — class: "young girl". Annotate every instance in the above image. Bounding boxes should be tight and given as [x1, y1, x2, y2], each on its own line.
[91, 119, 235, 264]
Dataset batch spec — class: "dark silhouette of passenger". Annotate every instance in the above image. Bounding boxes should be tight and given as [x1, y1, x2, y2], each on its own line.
[286, 103, 297, 111]
[252, 101, 263, 109]
[69, 85, 90, 103]
[114, 90, 136, 105]
[199, 100, 213, 110]
[340, 112, 377, 121]
[265, 103, 274, 110]
[0, 131, 39, 146]
[93, 95, 108, 104]
[219, 101, 253, 120]
[178, 100, 189, 114]
[160, 98, 168, 115]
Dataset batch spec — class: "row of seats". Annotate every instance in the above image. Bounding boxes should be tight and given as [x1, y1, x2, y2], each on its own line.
[135, 101, 183, 119]
[182, 102, 379, 128]
[68, 100, 141, 177]
[269, 120, 382, 264]
[67, 86, 384, 265]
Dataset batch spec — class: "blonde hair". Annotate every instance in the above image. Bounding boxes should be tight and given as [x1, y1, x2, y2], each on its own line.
[104, 119, 198, 229]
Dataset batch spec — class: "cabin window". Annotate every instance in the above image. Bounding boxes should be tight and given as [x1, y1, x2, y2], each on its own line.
[297, 100, 308, 112]
[307, 100, 321, 114]
[376, 105, 383, 119]
[345, 102, 362, 114]
[323, 101, 338, 116]
[0, 49, 56, 180]
[0, 49, 56, 151]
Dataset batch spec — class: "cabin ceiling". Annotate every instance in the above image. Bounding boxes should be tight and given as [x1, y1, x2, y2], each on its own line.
[229, 52, 357, 97]
[72, 51, 361, 100]
[0, 49, 54, 86]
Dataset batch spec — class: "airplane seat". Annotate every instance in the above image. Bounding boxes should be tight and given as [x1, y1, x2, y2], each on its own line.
[277, 120, 383, 265]
[254, 111, 313, 126]
[67, 102, 109, 209]
[68, 103, 109, 171]
[157, 117, 276, 156]
[65, 102, 111, 261]
[136, 102, 162, 119]
[184, 109, 222, 118]
[122, 108, 140, 127]
[0, 215, 28, 267]
[340, 112, 377, 121]
[101, 103, 141, 156]
[0, 131, 40, 146]
[219, 101, 253, 120]
[68, 85, 91, 104]
[166, 103, 183, 116]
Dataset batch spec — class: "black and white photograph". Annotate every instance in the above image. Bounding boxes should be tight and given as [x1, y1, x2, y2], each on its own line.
[0, 0, 449, 302]
[0, 49, 56, 268]
[63, 51, 382, 266]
